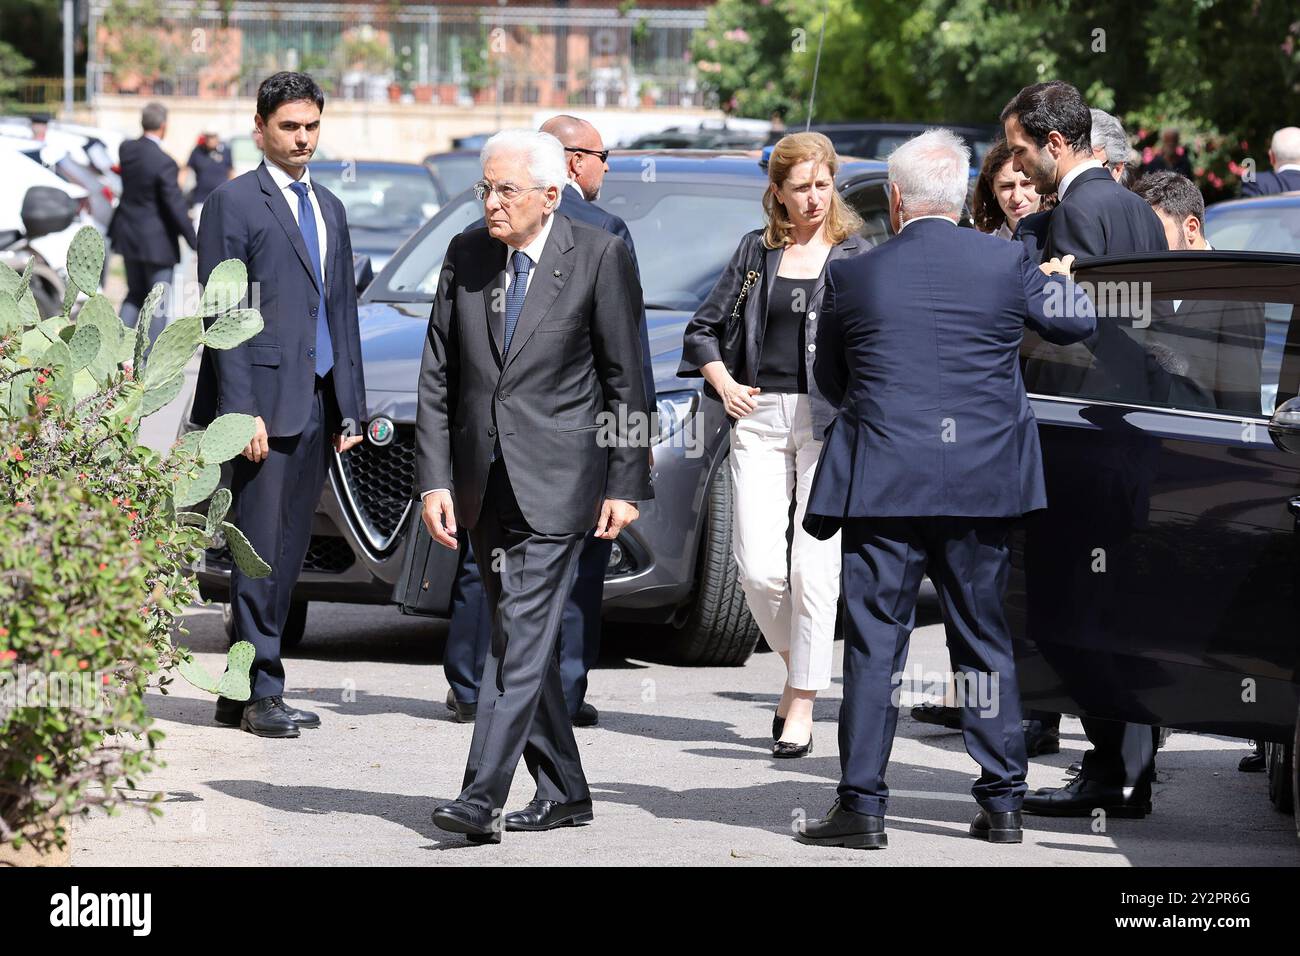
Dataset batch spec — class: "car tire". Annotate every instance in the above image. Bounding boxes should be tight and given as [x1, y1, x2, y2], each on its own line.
[666, 464, 760, 666]
[1265, 738, 1294, 815]
[222, 599, 308, 651]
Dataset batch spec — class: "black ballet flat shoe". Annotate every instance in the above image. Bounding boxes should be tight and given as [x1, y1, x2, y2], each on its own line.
[772, 714, 786, 741]
[773, 733, 813, 758]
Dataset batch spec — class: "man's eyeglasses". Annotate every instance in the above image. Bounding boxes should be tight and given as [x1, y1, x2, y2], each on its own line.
[473, 180, 545, 204]
[564, 146, 610, 163]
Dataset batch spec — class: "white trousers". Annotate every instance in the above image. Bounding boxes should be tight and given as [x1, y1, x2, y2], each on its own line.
[729, 392, 841, 690]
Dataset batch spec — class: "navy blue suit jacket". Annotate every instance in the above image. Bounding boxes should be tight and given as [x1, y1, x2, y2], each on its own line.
[191, 164, 367, 438]
[468, 185, 655, 409]
[803, 219, 1096, 538]
[107, 136, 197, 265]
[1042, 167, 1167, 262]
[1240, 168, 1300, 197]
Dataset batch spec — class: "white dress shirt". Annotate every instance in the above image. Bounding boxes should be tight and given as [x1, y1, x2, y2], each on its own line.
[503, 212, 554, 296]
[898, 214, 958, 232]
[264, 160, 328, 283]
[1277, 164, 1300, 175]
[1058, 158, 1104, 200]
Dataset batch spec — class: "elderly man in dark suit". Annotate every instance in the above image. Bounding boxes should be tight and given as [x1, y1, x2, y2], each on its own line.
[794, 129, 1095, 850]
[1002, 80, 1172, 818]
[1241, 126, 1300, 197]
[193, 72, 368, 738]
[107, 102, 197, 341]
[442, 115, 653, 729]
[417, 129, 651, 843]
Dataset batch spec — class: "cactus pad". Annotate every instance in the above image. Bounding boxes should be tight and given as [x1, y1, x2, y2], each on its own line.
[142, 315, 203, 389]
[202, 309, 264, 350]
[66, 226, 106, 296]
[221, 521, 270, 578]
[199, 413, 255, 464]
[141, 372, 185, 417]
[205, 486, 232, 533]
[200, 259, 249, 316]
[173, 460, 221, 508]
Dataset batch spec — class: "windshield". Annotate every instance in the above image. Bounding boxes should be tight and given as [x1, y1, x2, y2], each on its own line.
[427, 155, 481, 199]
[371, 175, 765, 309]
[309, 164, 440, 233]
[1206, 203, 1300, 255]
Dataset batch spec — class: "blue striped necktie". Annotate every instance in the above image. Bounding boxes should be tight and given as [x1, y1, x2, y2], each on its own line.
[503, 250, 532, 359]
[289, 180, 334, 377]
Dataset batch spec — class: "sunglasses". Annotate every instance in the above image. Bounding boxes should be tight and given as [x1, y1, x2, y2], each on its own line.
[565, 146, 610, 163]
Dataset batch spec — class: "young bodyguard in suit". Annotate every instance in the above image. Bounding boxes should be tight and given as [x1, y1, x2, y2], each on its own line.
[1240, 126, 1300, 197]
[794, 129, 1095, 849]
[107, 102, 197, 341]
[417, 130, 652, 843]
[193, 72, 368, 738]
[1002, 80, 1171, 818]
[442, 115, 654, 728]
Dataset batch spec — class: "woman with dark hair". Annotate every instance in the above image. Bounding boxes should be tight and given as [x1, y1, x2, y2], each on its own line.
[972, 140, 1051, 238]
[679, 132, 863, 758]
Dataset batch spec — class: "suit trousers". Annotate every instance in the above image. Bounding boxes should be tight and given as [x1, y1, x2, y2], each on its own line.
[729, 392, 840, 690]
[838, 515, 1028, 817]
[226, 373, 338, 700]
[459, 459, 590, 814]
[120, 259, 175, 346]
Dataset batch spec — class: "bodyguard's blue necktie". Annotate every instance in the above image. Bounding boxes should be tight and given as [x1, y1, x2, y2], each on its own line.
[502, 250, 532, 359]
[289, 180, 334, 377]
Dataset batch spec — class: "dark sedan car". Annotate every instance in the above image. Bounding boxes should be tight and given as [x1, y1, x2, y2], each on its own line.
[195, 150, 900, 666]
[777, 121, 999, 169]
[307, 160, 442, 274]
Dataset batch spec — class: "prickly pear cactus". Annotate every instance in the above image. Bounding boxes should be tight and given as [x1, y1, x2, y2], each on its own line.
[141, 315, 203, 389]
[198, 413, 256, 464]
[65, 227, 105, 298]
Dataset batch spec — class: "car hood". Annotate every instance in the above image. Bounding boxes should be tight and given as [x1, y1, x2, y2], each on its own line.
[357, 300, 699, 416]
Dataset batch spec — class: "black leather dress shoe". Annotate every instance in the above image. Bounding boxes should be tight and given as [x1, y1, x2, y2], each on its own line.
[911, 702, 962, 729]
[1023, 774, 1151, 818]
[271, 696, 320, 727]
[445, 688, 477, 723]
[240, 698, 300, 738]
[1023, 718, 1060, 756]
[772, 714, 786, 741]
[432, 800, 500, 844]
[214, 696, 242, 727]
[1239, 743, 1265, 773]
[773, 731, 813, 758]
[796, 800, 887, 849]
[504, 798, 594, 831]
[572, 702, 599, 727]
[970, 809, 1023, 843]
[1065, 761, 1083, 776]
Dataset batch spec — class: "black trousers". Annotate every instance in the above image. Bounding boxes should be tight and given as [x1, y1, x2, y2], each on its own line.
[225, 374, 338, 700]
[458, 460, 590, 814]
[838, 516, 1028, 817]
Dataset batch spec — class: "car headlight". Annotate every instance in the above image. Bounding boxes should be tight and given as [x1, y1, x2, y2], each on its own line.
[654, 390, 698, 445]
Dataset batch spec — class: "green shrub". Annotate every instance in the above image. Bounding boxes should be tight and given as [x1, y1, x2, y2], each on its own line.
[0, 225, 267, 852]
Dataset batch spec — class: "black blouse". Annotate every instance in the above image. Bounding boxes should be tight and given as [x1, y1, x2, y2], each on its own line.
[756, 276, 817, 393]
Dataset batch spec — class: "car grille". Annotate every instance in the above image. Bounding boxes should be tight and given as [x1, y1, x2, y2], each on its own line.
[335, 426, 416, 553]
[205, 535, 356, 574]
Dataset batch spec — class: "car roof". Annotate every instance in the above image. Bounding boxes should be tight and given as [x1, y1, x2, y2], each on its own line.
[1206, 192, 1300, 214]
[606, 149, 888, 180]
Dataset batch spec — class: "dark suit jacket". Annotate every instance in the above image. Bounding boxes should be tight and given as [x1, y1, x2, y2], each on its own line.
[470, 185, 656, 410]
[1042, 166, 1167, 262]
[1240, 168, 1300, 197]
[1012, 209, 1051, 263]
[107, 136, 197, 264]
[191, 164, 368, 438]
[416, 214, 653, 535]
[678, 229, 866, 435]
[803, 219, 1096, 537]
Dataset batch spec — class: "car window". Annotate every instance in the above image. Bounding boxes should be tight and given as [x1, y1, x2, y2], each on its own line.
[309, 164, 439, 233]
[427, 155, 481, 199]
[1022, 257, 1300, 418]
[1206, 204, 1300, 256]
[842, 181, 892, 247]
[371, 192, 485, 298]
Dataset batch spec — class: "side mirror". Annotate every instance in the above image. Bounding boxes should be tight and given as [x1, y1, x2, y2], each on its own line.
[20, 185, 79, 240]
[353, 253, 374, 295]
[1268, 397, 1300, 454]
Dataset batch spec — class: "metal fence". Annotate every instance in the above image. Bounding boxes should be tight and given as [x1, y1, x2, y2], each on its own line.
[87, 1, 713, 109]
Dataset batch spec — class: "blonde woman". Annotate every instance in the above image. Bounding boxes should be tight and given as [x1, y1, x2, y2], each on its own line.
[679, 132, 863, 757]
